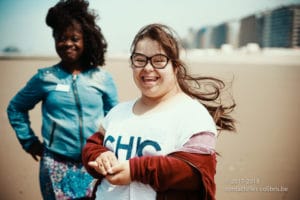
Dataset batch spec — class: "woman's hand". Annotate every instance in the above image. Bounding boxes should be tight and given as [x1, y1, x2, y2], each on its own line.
[106, 161, 131, 185]
[28, 140, 43, 161]
[88, 151, 118, 176]
[88, 151, 131, 185]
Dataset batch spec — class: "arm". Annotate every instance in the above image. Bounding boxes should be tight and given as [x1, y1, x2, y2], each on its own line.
[129, 132, 216, 192]
[129, 153, 202, 192]
[130, 133, 216, 194]
[106, 151, 216, 194]
[7, 73, 44, 160]
[106, 133, 216, 192]
[82, 131, 119, 178]
[129, 151, 216, 198]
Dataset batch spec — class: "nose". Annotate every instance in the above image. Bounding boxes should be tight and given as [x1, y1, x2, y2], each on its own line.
[63, 39, 73, 47]
[143, 60, 154, 71]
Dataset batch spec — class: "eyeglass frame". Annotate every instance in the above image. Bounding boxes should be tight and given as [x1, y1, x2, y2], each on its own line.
[130, 52, 170, 69]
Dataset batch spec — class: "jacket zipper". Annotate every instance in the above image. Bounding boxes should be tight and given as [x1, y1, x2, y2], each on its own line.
[48, 122, 57, 147]
[72, 74, 84, 151]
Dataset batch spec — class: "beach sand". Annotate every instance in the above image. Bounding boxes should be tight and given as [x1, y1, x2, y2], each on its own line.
[1, 52, 300, 200]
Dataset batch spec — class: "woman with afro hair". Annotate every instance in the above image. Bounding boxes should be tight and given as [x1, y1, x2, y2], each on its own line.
[7, 0, 118, 199]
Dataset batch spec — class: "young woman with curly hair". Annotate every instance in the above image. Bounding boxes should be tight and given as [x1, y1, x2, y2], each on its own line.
[7, 0, 118, 199]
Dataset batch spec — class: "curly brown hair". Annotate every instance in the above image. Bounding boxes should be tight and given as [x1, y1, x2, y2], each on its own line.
[46, 0, 107, 68]
[130, 23, 236, 132]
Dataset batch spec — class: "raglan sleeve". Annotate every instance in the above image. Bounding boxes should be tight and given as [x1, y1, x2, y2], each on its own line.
[7, 71, 44, 152]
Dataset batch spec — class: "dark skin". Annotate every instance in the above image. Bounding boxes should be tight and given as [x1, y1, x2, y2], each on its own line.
[54, 22, 85, 74]
[28, 140, 44, 161]
[28, 22, 86, 161]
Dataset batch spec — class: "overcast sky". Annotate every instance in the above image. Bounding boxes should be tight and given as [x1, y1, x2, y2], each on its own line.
[0, 0, 299, 55]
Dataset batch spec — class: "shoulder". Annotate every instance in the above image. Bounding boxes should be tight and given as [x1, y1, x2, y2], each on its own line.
[35, 63, 63, 81]
[101, 100, 134, 128]
[183, 97, 215, 123]
[86, 67, 116, 87]
[180, 95, 210, 115]
[24, 64, 59, 85]
[177, 95, 217, 135]
[108, 100, 135, 114]
[37, 64, 60, 76]
[89, 67, 113, 79]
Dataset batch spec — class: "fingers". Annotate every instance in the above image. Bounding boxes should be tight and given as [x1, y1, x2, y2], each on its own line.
[102, 159, 113, 175]
[37, 147, 44, 157]
[88, 161, 98, 168]
[88, 160, 107, 175]
[30, 153, 39, 162]
[95, 157, 109, 173]
[110, 163, 122, 174]
[31, 155, 38, 161]
[89, 152, 119, 176]
[99, 152, 118, 174]
[106, 162, 131, 185]
[108, 155, 118, 167]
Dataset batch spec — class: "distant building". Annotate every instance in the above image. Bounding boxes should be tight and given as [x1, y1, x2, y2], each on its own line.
[195, 28, 206, 48]
[255, 14, 265, 47]
[269, 6, 295, 47]
[195, 26, 214, 48]
[187, 4, 300, 49]
[184, 28, 198, 49]
[261, 11, 272, 47]
[211, 23, 227, 48]
[226, 20, 240, 48]
[291, 6, 300, 47]
[203, 26, 214, 48]
[239, 4, 300, 48]
[239, 15, 259, 47]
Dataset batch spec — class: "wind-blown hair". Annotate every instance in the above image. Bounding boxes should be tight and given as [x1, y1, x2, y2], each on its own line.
[46, 0, 107, 67]
[130, 23, 236, 132]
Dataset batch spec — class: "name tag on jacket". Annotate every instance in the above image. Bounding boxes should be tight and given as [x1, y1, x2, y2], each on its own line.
[55, 84, 70, 92]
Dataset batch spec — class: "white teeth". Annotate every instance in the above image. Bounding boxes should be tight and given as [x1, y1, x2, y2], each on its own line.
[142, 77, 158, 81]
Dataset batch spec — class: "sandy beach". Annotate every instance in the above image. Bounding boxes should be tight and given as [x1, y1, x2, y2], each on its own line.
[1, 51, 300, 200]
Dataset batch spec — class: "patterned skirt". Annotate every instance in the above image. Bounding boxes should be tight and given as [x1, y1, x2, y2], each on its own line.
[39, 148, 94, 200]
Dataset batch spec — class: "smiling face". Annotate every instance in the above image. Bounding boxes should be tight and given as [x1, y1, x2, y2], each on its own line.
[132, 37, 180, 101]
[54, 22, 84, 69]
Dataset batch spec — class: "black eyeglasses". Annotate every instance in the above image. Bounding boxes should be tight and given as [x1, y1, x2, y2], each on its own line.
[130, 53, 170, 69]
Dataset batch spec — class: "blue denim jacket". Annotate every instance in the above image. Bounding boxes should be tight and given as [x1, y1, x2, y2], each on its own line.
[7, 63, 118, 161]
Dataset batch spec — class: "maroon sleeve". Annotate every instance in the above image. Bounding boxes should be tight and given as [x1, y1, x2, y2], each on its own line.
[82, 131, 109, 179]
[129, 154, 202, 192]
[169, 152, 216, 200]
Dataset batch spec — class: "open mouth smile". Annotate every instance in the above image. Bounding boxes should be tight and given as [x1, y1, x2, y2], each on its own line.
[142, 76, 160, 82]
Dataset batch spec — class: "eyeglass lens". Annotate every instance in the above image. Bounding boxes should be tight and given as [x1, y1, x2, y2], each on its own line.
[131, 53, 169, 69]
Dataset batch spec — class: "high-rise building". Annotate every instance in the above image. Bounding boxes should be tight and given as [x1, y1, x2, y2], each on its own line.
[239, 15, 258, 47]
[291, 5, 300, 47]
[189, 4, 300, 49]
[263, 5, 300, 48]
[270, 6, 293, 47]
[211, 23, 227, 48]
[226, 20, 240, 48]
